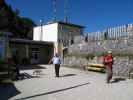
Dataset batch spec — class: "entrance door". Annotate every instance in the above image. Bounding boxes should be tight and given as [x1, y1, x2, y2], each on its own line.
[30, 48, 40, 64]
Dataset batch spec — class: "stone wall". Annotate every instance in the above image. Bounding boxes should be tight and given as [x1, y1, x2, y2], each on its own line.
[69, 37, 133, 54]
[113, 57, 133, 77]
[64, 55, 133, 77]
[63, 36, 133, 77]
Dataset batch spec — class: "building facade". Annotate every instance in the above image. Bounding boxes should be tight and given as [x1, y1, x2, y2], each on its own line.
[0, 32, 54, 64]
[9, 39, 54, 64]
[33, 21, 84, 55]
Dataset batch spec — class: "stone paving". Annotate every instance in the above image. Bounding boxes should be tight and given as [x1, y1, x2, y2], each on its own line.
[1, 65, 133, 100]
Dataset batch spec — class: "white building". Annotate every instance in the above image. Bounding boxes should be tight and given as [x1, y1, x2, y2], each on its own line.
[33, 21, 84, 55]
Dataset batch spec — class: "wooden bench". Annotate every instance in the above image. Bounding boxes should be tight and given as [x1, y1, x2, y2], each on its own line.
[0, 63, 16, 80]
[86, 63, 105, 73]
[129, 72, 133, 79]
[0, 79, 13, 84]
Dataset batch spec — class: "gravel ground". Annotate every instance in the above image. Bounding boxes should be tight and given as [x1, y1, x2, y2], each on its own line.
[2, 65, 133, 100]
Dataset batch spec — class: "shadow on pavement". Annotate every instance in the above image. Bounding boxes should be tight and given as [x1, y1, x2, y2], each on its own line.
[60, 74, 76, 77]
[0, 83, 20, 100]
[15, 82, 90, 100]
[20, 65, 46, 70]
[111, 77, 126, 83]
[15, 72, 41, 81]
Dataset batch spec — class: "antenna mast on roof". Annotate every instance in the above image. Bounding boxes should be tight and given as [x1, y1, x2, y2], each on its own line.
[53, 0, 57, 22]
[64, 0, 69, 23]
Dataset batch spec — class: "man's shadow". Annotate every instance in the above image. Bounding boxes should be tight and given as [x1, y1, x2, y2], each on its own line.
[14, 72, 42, 81]
[111, 77, 126, 83]
[60, 74, 76, 77]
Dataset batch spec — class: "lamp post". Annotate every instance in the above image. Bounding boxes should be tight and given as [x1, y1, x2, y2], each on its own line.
[40, 20, 43, 41]
[68, 31, 72, 46]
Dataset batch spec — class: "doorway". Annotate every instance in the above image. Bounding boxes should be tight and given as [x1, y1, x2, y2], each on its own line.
[30, 48, 40, 64]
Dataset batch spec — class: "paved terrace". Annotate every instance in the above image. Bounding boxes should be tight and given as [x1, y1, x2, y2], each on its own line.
[0, 65, 133, 100]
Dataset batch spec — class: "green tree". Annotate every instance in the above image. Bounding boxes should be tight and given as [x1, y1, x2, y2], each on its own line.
[0, 0, 36, 39]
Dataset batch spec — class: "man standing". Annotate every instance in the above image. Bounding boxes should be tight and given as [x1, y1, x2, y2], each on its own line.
[49, 53, 61, 77]
[103, 51, 114, 83]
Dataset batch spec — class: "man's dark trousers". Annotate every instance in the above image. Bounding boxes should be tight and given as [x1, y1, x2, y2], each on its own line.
[55, 64, 60, 77]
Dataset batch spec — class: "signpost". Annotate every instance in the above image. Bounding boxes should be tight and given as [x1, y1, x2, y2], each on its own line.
[0, 32, 6, 63]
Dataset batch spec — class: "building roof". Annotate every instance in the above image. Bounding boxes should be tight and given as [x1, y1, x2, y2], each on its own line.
[58, 21, 85, 28]
[9, 38, 53, 45]
[46, 21, 85, 28]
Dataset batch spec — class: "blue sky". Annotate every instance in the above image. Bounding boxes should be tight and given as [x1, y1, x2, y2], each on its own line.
[6, 0, 133, 33]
